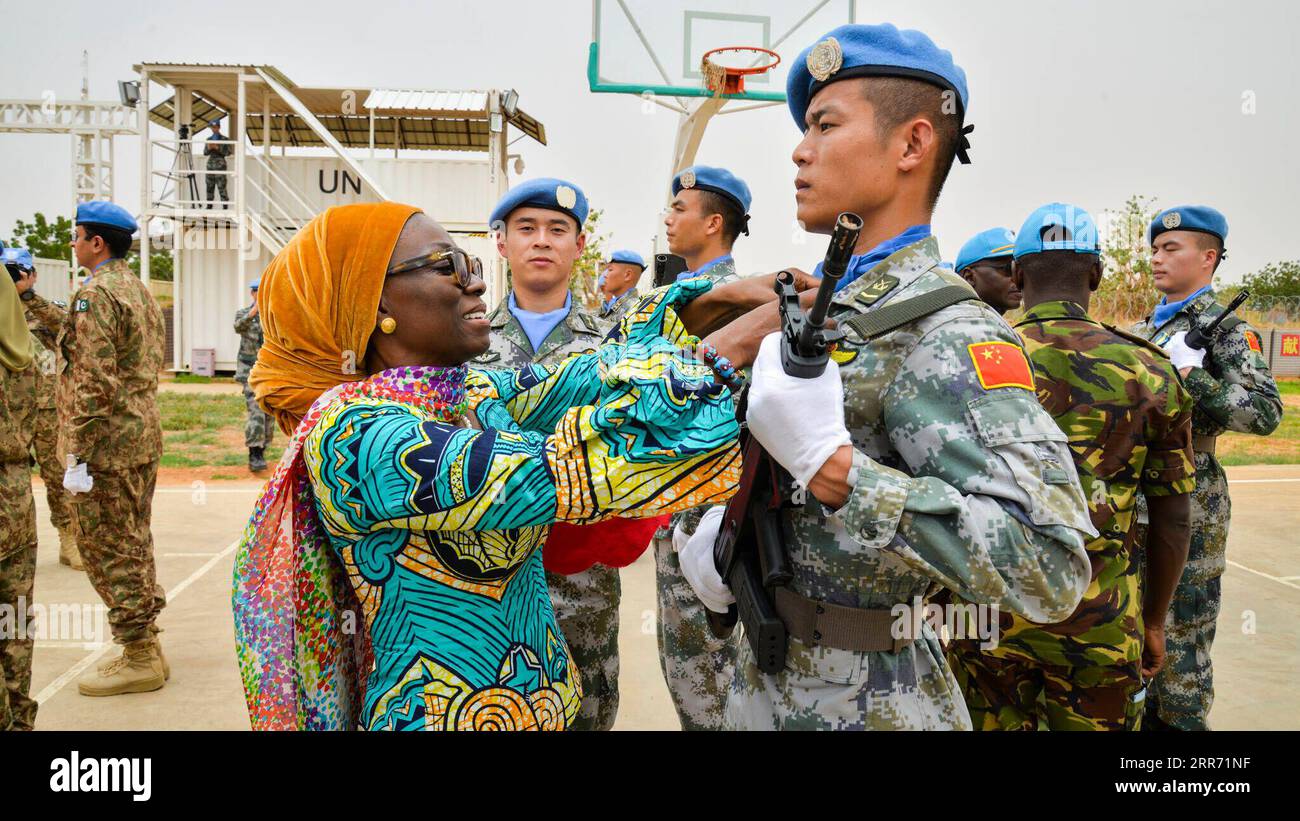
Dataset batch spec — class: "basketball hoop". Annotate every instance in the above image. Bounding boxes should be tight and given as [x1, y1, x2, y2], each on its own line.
[701, 46, 781, 96]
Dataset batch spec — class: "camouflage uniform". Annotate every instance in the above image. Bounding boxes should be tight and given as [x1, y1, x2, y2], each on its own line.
[949, 299, 1195, 731]
[0, 334, 38, 730]
[233, 305, 272, 450]
[725, 238, 1095, 730]
[1130, 289, 1282, 730]
[599, 287, 639, 325]
[25, 299, 72, 533]
[654, 256, 744, 729]
[33, 259, 168, 645]
[205, 134, 232, 205]
[476, 292, 617, 730]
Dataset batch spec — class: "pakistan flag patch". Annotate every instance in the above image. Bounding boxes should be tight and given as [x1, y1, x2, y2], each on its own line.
[74, 298, 90, 313]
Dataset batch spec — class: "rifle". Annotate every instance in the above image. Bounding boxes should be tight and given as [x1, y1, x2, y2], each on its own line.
[1185, 289, 1250, 351]
[706, 212, 863, 673]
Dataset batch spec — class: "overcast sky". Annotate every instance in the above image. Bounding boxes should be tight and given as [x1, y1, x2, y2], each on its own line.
[2, 0, 1297, 282]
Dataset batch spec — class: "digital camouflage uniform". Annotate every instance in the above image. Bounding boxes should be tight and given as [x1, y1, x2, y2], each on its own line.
[0, 331, 39, 730]
[475, 292, 617, 730]
[653, 256, 743, 730]
[29, 259, 168, 645]
[725, 238, 1095, 731]
[949, 300, 1195, 731]
[599, 287, 639, 325]
[25, 299, 72, 534]
[205, 134, 232, 205]
[1130, 289, 1281, 730]
[233, 305, 273, 450]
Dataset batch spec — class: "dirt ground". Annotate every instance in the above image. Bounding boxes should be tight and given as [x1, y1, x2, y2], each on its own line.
[22, 464, 1300, 731]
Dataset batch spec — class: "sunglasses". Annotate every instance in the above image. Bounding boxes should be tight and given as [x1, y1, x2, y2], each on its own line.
[386, 248, 484, 289]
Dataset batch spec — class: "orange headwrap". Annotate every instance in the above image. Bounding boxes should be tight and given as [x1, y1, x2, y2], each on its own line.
[250, 201, 422, 435]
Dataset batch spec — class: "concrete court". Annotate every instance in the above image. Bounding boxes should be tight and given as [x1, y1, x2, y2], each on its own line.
[23, 465, 1300, 731]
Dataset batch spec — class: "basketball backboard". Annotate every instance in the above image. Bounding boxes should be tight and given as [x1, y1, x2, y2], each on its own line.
[589, 0, 856, 102]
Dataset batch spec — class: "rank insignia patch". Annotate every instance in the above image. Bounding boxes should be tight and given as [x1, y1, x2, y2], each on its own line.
[967, 341, 1034, 390]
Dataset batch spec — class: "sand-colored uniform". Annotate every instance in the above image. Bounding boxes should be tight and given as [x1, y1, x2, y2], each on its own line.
[57, 259, 168, 644]
[0, 337, 38, 730]
[475, 292, 616, 730]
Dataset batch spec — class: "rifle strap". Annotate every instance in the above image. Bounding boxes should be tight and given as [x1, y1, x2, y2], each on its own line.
[842, 284, 977, 341]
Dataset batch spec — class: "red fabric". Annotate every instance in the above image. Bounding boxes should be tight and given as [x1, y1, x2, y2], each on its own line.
[542, 516, 668, 575]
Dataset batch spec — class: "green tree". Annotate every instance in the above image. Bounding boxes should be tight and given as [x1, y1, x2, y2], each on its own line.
[571, 207, 610, 311]
[1095, 194, 1160, 322]
[10, 212, 73, 262]
[127, 251, 174, 282]
[1241, 260, 1300, 299]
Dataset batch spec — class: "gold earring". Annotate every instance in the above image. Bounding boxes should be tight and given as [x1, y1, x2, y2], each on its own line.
[380, 317, 397, 334]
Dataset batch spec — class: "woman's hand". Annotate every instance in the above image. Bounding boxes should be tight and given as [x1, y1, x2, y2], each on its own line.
[678, 268, 817, 338]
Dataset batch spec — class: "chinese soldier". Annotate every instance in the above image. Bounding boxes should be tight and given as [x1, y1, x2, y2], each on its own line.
[479, 178, 620, 730]
[1, 241, 39, 730]
[6, 247, 79, 569]
[204, 120, 232, 207]
[597, 249, 645, 323]
[678, 23, 1095, 730]
[948, 202, 1195, 731]
[955, 227, 1020, 315]
[28, 201, 170, 696]
[665, 165, 751, 286]
[234, 277, 272, 472]
[1131, 205, 1282, 730]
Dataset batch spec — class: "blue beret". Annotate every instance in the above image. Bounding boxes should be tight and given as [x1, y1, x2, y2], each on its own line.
[955, 227, 1016, 272]
[1149, 205, 1228, 246]
[249, 277, 261, 291]
[75, 200, 138, 234]
[609, 249, 646, 269]
[489, 178, 589, 230]
[1014, 202, 1099, 258]
[787, 24, 972, 163]
[671, 165, 753, 216]
[2, 247, 35, 270]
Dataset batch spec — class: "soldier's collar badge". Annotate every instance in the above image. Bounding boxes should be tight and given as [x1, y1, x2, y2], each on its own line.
[807, 37, 843, 83]
[1163, 211, 1182, 229]
[556, 185, 578, 210]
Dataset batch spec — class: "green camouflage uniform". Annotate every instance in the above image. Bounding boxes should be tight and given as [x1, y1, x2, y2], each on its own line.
[233, 305, 273, 450]
[725, 238, 1095, 731]
[1130, 289, 1282, 730]
[32, 259, 168, 645]
[0, 331, 39, 730]
[25, 298, 72, 533]
[599, 287, 639, 325]
[949, 300, 1195, 731]
[205, 134, 232, 205]
[475, 292, 617, 730]
[653, 257, 744, 730]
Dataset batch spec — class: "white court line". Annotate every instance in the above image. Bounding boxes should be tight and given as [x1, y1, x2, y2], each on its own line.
[1281, 576, 1300, 582]
[160, 552, 221, 557]
[1228, 478, 1300, 485]
[154, 488, 263, 494]
[1227, 559, 1300, 592]
[35, 537, 240, 705]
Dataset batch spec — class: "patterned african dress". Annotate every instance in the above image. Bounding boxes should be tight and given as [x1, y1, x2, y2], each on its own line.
[233, 279, 741, 730]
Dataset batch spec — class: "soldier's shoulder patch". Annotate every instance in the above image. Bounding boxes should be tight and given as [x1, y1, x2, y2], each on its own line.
[829, 344, 859, 366]
[967, 341, 1034, 391]
[471, 350, 502, 365]
[1243, 329, 1263, 354]
[578, 313, 601, 334]
[853, 274, 899, 307]
[73, 298, 90, 313]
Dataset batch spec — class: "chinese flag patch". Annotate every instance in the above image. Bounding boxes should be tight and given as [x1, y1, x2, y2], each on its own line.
[967, 342, 1035, 391]
[1244, 331, 1263, 354]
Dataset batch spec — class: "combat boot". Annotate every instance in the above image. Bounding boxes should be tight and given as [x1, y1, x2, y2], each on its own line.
[79, 637, 166, 696]
[98, 625, 169, 680]
[249, 446, 267, 472]
[58, 528, 83, 571]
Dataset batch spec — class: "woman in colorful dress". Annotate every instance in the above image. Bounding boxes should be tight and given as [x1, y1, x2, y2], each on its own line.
[232, 202, 742, 730]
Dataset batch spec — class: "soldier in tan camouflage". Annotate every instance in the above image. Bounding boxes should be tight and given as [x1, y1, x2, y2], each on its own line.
[480, 178, 619, 730]
[1, 246, 40, 730]
[1131, 205, 1282, 730]
[234, 279, 272, 472]
[26, 201, 170, 697]
[5, 247, 79, 569]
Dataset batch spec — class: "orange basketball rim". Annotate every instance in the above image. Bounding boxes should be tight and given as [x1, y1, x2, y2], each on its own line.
[701, 46, 782, 95]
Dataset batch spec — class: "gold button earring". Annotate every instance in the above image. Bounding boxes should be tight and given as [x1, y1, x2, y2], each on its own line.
[380, 317, 397, 334]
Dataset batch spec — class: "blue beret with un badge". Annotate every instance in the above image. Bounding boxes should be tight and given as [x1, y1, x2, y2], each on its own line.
[489, 178, 588, 230]
[3, 247, 35, 270]
[1149, 205, 1228, 248]
[609, 249, 646, 270]
[787, 23, 973, 163]
[75, 200, 139, 234]
[1014, 202, 1099, 258]
[955, 228, 1016, 272]
[672, 165, 753, 214]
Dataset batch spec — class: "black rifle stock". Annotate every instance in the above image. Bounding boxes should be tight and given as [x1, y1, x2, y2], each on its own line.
[706, 212, 863, 674]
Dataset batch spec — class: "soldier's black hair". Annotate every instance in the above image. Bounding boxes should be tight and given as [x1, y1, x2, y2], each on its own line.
[1015, 249, 1100, 288]
[1194, 233, 1226, 272]
[694, 190, 746, 246]
[80, 223, 133, 259]
[859, 77, 961, 210]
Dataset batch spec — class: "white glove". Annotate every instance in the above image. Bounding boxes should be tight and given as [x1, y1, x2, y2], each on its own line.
[1163, 331, 1206, 371]
[678, 506, 735, 614]
[63, 461, 94, 495]
[746, 333, 852, 489]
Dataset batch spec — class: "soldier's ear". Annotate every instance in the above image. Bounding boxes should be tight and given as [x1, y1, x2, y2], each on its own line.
[1010, 262, 1025, 290]
[1089, 258, 1103, 293]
